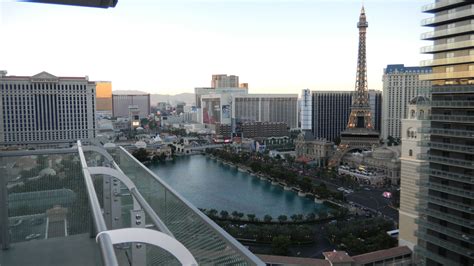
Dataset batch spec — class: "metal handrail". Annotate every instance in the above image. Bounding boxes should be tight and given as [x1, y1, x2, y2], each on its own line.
[77, 141, 119, 266]
[118, 146, 265, 266]
[87, 166, 174, 237]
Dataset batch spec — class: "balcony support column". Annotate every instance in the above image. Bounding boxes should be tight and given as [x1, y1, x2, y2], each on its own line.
[0, 174, 9, 250]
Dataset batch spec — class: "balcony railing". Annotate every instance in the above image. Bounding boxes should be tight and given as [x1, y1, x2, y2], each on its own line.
[112, 146, 264, 265]
[421, 24, 474, 40]
[431, 85, 474, 94]
[418, 167, 474, 184]
[0, 144, 264, 266]
[416, 218, 474, 244]
[419, 140, 474, 154]
[419, 70, 474, 80]
[430, 100, 474, 108]
[421, 7, 474, 26]
[421, 0, 467, 13]
[417, 207, 474, 228]
[415, 245, 462, 266]
[426, 182, 474, 198]
[421, 40, 474, 53]
[415, 231, 474, 258]
[428, 128, 474, 139]
[424, 193, 474, 213]
[430, 114, 474, 123]
[420, 55, 474, 67]
[418, 154, 474, 169]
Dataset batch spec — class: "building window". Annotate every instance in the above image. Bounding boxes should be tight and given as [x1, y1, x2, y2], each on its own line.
[409, 149, 413, 157]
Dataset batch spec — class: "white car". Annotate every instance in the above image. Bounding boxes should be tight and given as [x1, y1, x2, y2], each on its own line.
[25, 233, 41, 240]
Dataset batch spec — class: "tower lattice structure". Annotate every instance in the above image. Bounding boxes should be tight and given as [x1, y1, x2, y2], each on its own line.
[329, 6, 380, 167]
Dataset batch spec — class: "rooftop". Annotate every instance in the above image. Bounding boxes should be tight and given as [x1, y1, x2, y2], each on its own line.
[323, 250, 354, 263]
[351, 246, 412, 264]
[384, 64, 432, 74]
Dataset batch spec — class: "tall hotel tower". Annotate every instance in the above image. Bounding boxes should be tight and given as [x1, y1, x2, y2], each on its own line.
[382, 64, 432, 140]
[412, 1, 474, 265]
[0, 71, 97, 147]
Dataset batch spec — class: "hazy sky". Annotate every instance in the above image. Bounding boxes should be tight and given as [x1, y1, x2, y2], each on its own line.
[0, 0, 431, 95]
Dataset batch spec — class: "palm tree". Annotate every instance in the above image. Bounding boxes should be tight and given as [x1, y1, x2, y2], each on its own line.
[278, 215, 288, 223]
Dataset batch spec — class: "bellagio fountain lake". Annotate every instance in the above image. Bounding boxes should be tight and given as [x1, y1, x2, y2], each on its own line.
[148, 155, 330, 218]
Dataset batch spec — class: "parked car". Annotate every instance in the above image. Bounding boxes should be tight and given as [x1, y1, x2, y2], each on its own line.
[25, 233, 41, 240]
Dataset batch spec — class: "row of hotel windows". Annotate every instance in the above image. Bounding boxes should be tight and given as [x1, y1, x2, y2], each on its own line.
[4, 131, 93, 142]
[0, 83, 90, 92]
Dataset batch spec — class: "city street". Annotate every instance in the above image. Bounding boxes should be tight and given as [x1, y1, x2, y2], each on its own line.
[346, 188, 399, 222]
[306, 171, 399, 223]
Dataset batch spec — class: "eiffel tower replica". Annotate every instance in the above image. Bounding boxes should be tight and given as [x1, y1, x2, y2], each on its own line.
[329, 6, 380, 167]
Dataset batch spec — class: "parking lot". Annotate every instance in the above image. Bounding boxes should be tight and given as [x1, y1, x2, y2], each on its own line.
[9, 214, 46, 243]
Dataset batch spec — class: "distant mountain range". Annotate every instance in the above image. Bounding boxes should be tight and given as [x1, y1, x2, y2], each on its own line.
[113, 90, 195, 106]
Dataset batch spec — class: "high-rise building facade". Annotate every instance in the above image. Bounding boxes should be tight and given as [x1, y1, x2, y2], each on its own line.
[311, 90, 382, 142]
[369, 89, 383, 133]
[413, 2, 474, 265]
[232, 94, 298, 129]
[312, 91, 353, 141]
[0, 71, 96, 146]
[382, 64, 432, 140]
[300, 89, 312, 130]
[95, 81, 112, 114]
[194, 87, 248, 108]
[399, 96, 431, 251]
[211, 74, 239, 88]
[112, 92, 150, 118]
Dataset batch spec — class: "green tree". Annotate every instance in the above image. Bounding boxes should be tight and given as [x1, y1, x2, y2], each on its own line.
[231, 211, 240, 220]
[247, 214, 256, 222]
[277, 215, 288, 223]
[271, 236, 291, 255]
[132, 148, 149, 162]
[220, 210, 229, 219]
[290, 214, 298, 222]
[140, 118, 149, 126]
[306, 213, 316, 221]
[208, 209, 218, 218]
[263, 215, 273, 223]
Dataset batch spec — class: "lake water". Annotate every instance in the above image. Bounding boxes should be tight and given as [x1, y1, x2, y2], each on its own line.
[148, 155, 328, 218]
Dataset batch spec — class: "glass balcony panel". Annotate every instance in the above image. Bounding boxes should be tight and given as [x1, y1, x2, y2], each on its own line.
[420, 55, 474, 67]
[420, 71, 474, 81]
[428, 154, 474, 169]
[418, 167, 474, 184]
[419, 140, 474, 154]
[112, 147, 261, 265]
[421, 24, 474, 40]
[417, 207, 473, 228]
[415, 245, 461, 266]
[422, 0, 468, 13]
[425, 193, 473, 213]
[416, 218, 474, 244]
[415, 231, 474, 258]
[431, 85, 474, 94]
[0, 152, 105, 265]
[421, 7, 474, 26]
[421, 40, 474, 53]
[4, 154, 91, 243]
[430, 114, 474, 123]
[428, 128, 474, 139]
[426, 182, 474, 198]
[430, 100, 474, 108]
